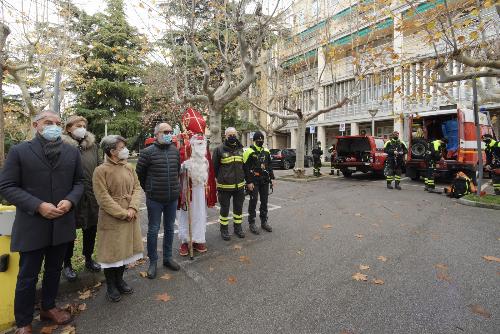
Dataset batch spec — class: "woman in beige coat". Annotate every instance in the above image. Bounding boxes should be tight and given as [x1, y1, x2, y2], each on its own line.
[92, 135, 143, 302]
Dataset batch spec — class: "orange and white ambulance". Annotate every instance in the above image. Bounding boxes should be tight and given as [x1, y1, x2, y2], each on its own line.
[405, 107, 494, 181]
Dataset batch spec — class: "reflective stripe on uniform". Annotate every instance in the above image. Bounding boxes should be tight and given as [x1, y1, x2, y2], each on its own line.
[221, 156, 243, 164]
[394, 175, 402, 180]
[217, 181, 246, 190]
[219, 215, 229, 226]
[386, 176, 394, 181]
[233, 213, 243, 224]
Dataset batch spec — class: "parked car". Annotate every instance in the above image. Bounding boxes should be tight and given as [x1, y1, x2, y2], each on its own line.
[331, 135, 387, 177]
[405, 107, 494, 181]
[270, 148, 314, 169]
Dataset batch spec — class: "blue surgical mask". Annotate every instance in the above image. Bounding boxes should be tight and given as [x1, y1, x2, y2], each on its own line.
[41, 125, 62, 141]
[162, 134, 172, 144]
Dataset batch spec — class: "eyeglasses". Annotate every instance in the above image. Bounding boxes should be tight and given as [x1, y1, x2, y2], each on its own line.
[161, 130, 173, 135]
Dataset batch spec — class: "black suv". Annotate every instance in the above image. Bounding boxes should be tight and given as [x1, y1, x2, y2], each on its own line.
[270, 148, 313, 169]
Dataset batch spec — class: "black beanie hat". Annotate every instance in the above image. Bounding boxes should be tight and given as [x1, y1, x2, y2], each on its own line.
[253, 131, 264, 141]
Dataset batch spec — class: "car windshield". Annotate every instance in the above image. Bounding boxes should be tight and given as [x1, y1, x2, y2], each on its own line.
[270, 149, 281, 155]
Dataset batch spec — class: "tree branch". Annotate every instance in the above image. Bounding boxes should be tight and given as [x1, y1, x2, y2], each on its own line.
[305, 97, 350, 122]
[436, 66, 500, 83]
[249, 101, 298, 120]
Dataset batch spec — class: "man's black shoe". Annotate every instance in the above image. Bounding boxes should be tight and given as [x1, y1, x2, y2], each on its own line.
[234, 224, 245, 238]
[163, 258, 180, 271]
[249, 223, 260, 235]
[147, 261, 157, 279]
[220, 224, 230, 241]
[85, 258, 101, 272]
[63, 266, 77, 282]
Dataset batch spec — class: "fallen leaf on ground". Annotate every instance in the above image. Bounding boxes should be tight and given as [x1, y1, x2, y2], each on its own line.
[372, 279, 385, 285]
[60, 325, 76, 334]
[127, 257, 147, 269]
[322, 224, 333, 230]
[436, 271, 451, 282]
[139, 271, 148, 278]
[239, 256, 251, 264]
[359, 264, 370, 270]
[297, 249, 304, 256]
[40, 325, 58, 334]
[156, 293, 173, 302]
[93, 282, 102, 288]
[78, 303, 87, 312]
[482, 255, 500, 263]
[160, 273, 173, 280]
[233, 244, 242, 251]
[377, 256, 387, 262]
[468, 304, 491, 318]
[354, 213, 363, 217]
[352, 272, 368, 281]
[227, 275, 237, 284]
[434, 263, 448, 270]
[355, 234, 364, 239]
[78, 290, 92, 300]
[312, 234, 322, 240]
[208, 266, 215, 272]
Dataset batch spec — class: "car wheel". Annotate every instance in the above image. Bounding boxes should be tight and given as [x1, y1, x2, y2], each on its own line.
[283, 160, 292, 170]
[342, 170, 352, 177]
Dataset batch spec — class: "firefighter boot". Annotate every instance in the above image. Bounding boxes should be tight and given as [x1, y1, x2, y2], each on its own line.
[261, 218, 272, 232]
[386, 181, 394, 189]
[249, 219, 260, 235]
[234, 223, 245, 238]
[220, 224, 230, 241]
[395, 181, 402, 190]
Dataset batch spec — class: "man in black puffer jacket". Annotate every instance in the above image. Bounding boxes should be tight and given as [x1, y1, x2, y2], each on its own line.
[136, 122, 180, 279]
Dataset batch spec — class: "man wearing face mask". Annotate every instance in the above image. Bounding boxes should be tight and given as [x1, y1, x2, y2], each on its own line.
[243, 131, 275, 234]
[0, 111, 84, 333]
[136, 123, 181, 279]
[212, 127, 247, 240]
[482, 134, 500, 195]
[61, 116, 102, 281]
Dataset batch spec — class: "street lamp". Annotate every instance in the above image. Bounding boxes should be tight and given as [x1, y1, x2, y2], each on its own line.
[368, 109, 378, 136]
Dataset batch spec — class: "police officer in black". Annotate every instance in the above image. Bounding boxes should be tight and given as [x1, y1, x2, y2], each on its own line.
[243, 131, 275, 234]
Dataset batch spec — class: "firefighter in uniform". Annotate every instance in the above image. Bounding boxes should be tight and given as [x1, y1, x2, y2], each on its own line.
[482, 134, 500, 195]
[312, 142, 323, 177]
[384, 131, 407, 190]
[243, 131, 275, 234]
[212, 127, 246, 240]
[425, 137, 448, 191]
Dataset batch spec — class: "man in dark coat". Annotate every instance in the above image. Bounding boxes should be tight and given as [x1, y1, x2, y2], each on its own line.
[0, 111, 84, 334]
[136, 122, 181, 279]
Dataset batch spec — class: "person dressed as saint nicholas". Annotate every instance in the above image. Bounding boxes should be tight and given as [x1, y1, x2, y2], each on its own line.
[178, 108, 217, 256]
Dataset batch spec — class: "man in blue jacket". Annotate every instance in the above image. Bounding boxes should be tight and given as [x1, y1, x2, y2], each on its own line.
[136, 122, 181, 279]
[0, 111, 84, 334]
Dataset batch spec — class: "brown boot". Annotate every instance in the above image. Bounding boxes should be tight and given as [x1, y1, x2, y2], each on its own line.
[15, 325, 32, 334]
[39, 307, 72, 325]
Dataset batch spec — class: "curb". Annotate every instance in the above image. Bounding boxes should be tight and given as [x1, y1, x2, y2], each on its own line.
[278, 175, 332, 182]
[457, 198, 500, 210]
[36, 270, 105, 298]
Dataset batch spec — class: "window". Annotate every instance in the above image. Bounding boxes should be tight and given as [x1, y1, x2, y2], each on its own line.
[312, 0, 319, 17]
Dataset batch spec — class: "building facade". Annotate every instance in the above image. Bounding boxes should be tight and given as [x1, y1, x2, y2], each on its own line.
[246, 0, 499, 160]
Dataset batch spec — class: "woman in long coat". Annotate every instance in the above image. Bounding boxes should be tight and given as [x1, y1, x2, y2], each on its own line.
[61, 115, 102, 281]
[92, 135, 143, 302]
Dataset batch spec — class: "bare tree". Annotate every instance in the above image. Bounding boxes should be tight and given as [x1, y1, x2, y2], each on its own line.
[161, 0, 284, 149]
[0, 23, 11, 166]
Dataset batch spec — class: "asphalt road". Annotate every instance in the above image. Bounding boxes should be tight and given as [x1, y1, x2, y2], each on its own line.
[59, 169, 500, 333]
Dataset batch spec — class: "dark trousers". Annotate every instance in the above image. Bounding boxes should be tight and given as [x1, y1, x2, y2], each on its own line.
[146, 198, 178, 262]
[492, 169, 500, 194]
[15, 243, 67, 327]
[218, 189, 245, 225]
[313, 159, 321, 176]
[64, 225, 97, 266]
[425, 160, 436, 189]
[248, 181, 269, 223]
[386, 160, 402, 184]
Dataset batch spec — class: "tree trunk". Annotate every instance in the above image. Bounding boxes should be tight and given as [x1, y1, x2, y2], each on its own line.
[209, 105, 222, 151]
[294, 119, 306, 178]
[267, 132, 274, 149]
[0, 66, 4, 167]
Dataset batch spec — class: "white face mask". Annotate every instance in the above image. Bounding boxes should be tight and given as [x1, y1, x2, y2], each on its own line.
[72, 127, 87, 139]
[117, 147, 129, 160]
